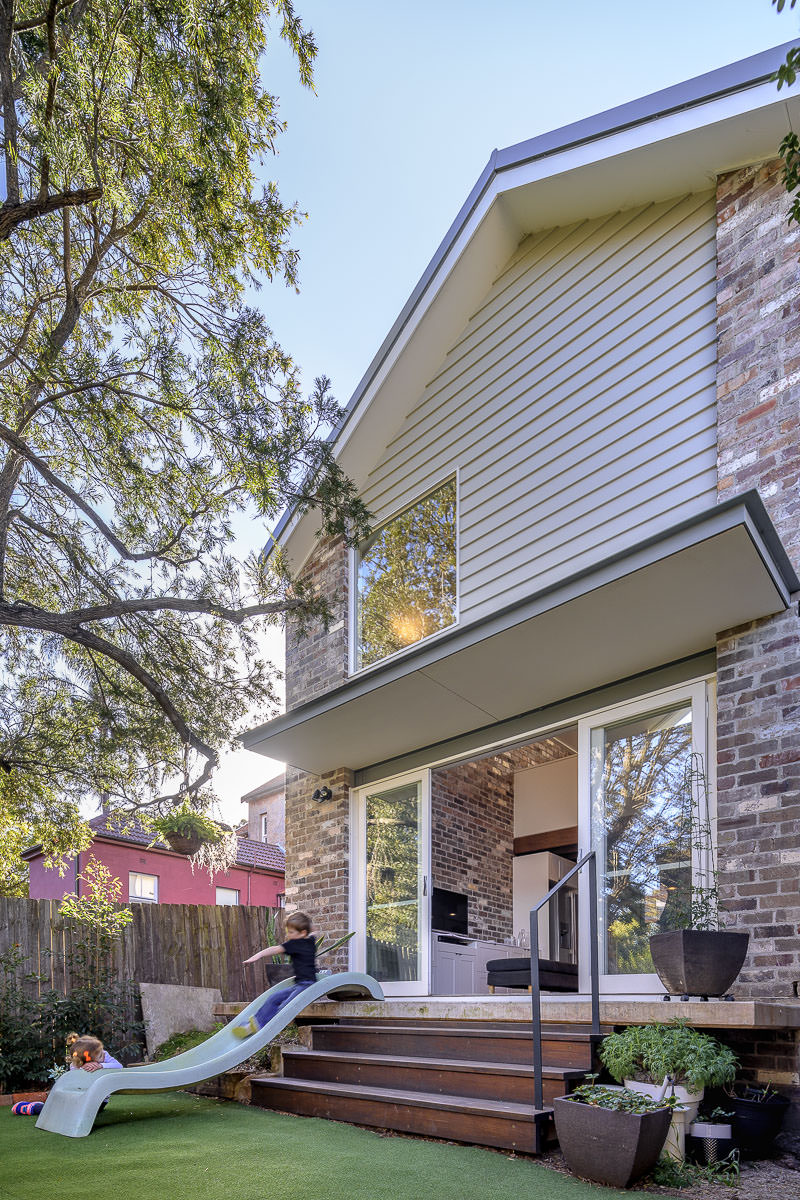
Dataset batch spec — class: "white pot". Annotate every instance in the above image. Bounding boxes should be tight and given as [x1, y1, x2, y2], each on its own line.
[624, 1079, 704, 1161]
[689, 1120, 733, 1140]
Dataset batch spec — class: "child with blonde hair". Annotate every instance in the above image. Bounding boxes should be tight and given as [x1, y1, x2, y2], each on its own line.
[69, 1035, 123, 1073]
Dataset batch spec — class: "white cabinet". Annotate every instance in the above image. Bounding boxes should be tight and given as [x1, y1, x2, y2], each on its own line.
[431, 935, 519, 995]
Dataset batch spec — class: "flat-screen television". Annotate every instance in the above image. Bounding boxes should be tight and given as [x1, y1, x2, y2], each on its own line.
[432, 887, 468, 936]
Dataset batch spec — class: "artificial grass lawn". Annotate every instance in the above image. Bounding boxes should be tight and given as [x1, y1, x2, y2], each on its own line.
[0, 1092, 643, 1200]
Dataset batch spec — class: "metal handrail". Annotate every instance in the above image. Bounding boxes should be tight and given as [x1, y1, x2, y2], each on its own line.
[529, 849, 599, 1111]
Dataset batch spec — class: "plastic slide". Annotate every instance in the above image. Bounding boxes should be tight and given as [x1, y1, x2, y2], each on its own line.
[36, 971, 384, 1138]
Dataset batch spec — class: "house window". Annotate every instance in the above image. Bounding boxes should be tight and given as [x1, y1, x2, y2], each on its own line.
[355, 477, 457, 670]
[216, 887, 239, 905]
[277, 893, 286, 908]
[129, 872, 158, 903]
[261, 813, 269, 842]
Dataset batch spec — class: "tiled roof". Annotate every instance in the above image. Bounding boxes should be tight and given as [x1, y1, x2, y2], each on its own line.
[240, 773, 285, 804]
[86, 814, 285, 873]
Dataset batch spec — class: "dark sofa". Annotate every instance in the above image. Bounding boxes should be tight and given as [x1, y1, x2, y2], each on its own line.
[486, 956, 579, 992]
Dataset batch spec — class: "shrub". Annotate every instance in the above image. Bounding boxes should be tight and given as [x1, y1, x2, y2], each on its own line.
[599, 1022, 738, 1093]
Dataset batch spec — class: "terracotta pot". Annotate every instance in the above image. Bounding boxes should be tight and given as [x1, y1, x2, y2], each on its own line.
[553, 1095, 672, 1188]
[649, 929, 749, 997]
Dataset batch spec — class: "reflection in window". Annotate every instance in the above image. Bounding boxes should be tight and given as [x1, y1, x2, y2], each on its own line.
[591, 704, 692, 975]
[365, 782, 421, 982]
[356, 478, 457, 670]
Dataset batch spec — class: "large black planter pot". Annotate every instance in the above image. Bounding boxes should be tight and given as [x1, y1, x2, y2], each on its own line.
[649, 929, 749, 997]
[553, 1097, 671, 1189]
[729, 1092, 789, 1154]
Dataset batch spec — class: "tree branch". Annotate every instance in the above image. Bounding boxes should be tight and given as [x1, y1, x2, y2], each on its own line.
[0, 186, 103, 241]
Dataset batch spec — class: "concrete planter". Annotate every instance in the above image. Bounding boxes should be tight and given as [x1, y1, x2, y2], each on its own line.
[649, 929, 749, 997]
[265, 963, 294, 985]
[553, 1096, 671, 1188]
[623, 1079, 702, 1160]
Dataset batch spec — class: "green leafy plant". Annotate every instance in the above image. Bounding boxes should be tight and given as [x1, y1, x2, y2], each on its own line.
[58, 857, 133, 947]
[153, 805, 222, 845]
[650, 1152, 740, 1188]
[566, 1077, 677, 1114]
[153, 1026, 225, 1061]
[599, 1022, 738, 1093]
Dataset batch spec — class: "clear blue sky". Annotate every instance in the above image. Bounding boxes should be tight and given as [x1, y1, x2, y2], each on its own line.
[216, 1, 800, 818]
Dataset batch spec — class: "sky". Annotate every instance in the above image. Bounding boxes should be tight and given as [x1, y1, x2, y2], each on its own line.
[212, 0, 799, 824]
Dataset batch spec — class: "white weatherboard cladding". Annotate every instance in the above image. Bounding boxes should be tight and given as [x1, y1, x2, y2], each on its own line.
[360, 192, 718, 622]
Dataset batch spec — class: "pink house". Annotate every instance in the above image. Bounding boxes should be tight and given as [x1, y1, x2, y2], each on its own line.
[23, 814, 285, 907]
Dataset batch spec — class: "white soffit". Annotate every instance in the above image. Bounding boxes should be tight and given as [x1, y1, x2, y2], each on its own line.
[244, 498, 797, 774]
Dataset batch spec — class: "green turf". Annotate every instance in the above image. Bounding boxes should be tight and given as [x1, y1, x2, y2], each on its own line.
[0, 1093, 648, 1200]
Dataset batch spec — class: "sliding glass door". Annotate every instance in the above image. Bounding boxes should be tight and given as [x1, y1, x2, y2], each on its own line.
[577, 682, 709, 993]
[351, 771, 430, 995]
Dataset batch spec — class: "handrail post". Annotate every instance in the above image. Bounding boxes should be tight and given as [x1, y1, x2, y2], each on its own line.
[529, 901, 543, 1111]
[587, 851, 600, 1038]
[528, 849, 600, 1115]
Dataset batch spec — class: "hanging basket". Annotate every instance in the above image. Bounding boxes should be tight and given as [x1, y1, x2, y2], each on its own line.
[164, 831, 205, 856]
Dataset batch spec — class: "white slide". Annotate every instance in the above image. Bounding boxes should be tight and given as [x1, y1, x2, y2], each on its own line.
[36, 971, 384, 1137]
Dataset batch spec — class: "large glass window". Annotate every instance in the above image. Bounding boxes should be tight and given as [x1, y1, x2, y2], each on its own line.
[355, 478, 457, 670]
[365, 780, 423, 983]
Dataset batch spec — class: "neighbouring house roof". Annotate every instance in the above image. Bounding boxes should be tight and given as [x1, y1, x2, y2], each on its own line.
[240, 773, 285, 805]
[270, 42, 800, 572]
[22, 813, 285, 874]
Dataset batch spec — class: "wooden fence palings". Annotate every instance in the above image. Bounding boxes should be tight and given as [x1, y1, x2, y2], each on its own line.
[0, 897, 282, 1004]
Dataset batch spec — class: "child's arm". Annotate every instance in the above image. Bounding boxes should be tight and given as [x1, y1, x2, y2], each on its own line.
[243, 943, 284, 964]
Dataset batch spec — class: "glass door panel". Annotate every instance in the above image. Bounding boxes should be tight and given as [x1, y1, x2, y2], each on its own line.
[578, 682, 707, 993]
[352, 772, 430, 995]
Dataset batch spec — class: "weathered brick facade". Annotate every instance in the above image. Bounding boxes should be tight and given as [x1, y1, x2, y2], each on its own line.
[283, 535, 351, 964]
[715, 160, 800, 1012]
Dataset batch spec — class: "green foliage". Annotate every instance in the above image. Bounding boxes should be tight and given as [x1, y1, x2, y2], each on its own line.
[566, 1078, 678, 1113]
[58, 856, 133, 945]
[0, 0, 371, 851]
[599, 1022, 738, 1093]
[153, 1025, 225, 1061]
[649, 1152, 740, 1189]
[153, 805, 222, 845]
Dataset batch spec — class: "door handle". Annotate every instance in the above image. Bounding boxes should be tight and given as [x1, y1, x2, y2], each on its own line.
[422, 874, 428, 896]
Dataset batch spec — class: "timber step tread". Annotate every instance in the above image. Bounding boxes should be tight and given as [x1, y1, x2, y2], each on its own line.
[250, 1075, 554, 1121]
[282, 1048, 585, 1079]
[307, 1024, 596, 1040]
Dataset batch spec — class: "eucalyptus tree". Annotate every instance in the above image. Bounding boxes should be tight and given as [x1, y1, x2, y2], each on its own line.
[0, 0, 369, 870]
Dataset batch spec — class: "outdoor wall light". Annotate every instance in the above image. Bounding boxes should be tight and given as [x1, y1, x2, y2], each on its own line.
[312, 786, 333, 803]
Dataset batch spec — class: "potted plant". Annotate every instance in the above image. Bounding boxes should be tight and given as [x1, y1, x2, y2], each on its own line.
[553, 1078, 674, 1188]
[686, 1106, 736, 1165]
[153, 803, 223, 856]
[649, 755, 749, 998]
[599, 1022, 738, 1160]
[725, 1082, 789, 1154]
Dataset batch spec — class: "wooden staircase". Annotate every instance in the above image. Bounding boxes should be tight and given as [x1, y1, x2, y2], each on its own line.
[249, 1020, 602, 1154]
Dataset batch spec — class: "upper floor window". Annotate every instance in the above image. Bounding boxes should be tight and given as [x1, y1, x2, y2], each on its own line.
[129, 872, 158, 903]
[355, 477, 457, 671]
[261, 813, 269, 842]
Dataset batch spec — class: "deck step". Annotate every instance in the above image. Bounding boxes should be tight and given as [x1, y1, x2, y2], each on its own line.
[249, 1076, 554, 1153]
[308, 1023, 597, 1069]
[282, 1048, 585, 1104]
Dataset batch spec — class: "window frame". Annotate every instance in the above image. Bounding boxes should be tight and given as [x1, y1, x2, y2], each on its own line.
[215, 886, 240, 906]
[348, 472, 460, 677]
[261, 812, 269, 842]
[129, 871, 158, 903]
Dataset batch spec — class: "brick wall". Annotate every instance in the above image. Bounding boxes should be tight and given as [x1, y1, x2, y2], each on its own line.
[285, 534, 349, 710]
[284, 536, 351, 963]
[715, 159, 800, 1005]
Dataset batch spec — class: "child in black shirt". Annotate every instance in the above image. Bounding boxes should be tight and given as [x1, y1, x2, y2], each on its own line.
[234, 910, 317, 1037]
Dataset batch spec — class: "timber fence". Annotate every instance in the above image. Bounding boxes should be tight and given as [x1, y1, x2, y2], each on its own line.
[0, 896, 285, 1005]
